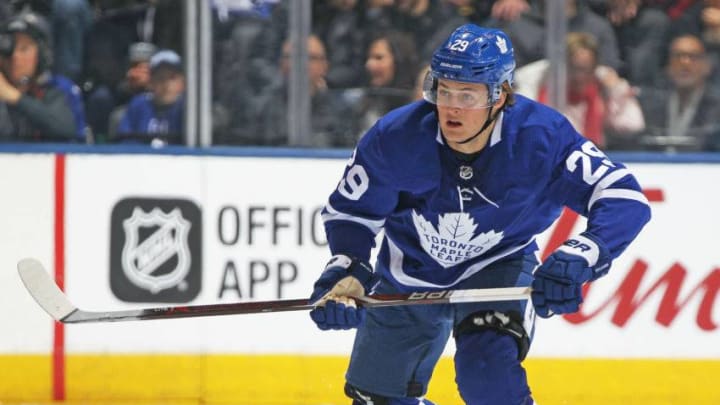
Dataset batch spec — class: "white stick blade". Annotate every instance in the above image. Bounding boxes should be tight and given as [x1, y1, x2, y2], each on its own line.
[17, 258, 76, 321]
[448, 287, 531, 303]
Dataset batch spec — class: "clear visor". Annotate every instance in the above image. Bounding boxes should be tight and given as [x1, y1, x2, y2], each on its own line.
[422, 71, 494, 110]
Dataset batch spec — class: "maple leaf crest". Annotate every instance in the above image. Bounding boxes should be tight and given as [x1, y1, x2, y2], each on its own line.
[496, 36, 508, 53]
[412, 211, 504, 268]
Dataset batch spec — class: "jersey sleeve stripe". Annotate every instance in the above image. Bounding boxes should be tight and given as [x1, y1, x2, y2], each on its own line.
[322, 202, 386, 234]
[588, 188, 649, 209]
[587, 168, 629, 209]
[588, 168, 638, 210]
[595, 168, 631, 191]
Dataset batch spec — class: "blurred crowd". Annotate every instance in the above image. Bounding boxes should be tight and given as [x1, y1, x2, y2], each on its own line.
[1, 0, 719, 151]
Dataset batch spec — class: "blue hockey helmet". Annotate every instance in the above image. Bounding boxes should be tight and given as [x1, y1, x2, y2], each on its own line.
[424, 24, 515, 108]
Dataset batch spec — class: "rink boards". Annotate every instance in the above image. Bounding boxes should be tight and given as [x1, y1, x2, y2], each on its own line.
[0, 150, 718, 404]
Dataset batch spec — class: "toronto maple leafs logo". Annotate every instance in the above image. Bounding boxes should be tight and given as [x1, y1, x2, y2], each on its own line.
[412, 211, 504, 268]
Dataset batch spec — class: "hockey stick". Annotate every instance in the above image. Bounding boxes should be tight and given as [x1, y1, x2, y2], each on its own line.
[17, 258, 531, 324]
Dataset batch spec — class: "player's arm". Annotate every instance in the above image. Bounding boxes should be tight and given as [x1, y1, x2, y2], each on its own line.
[310, 123, 399, 330]
[532, 121, 651, 318]
[323, 122, 400, 259]
[556, 135, 650, 265]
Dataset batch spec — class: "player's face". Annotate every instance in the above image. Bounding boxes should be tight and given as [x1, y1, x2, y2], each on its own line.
[436, 79, 496, 146]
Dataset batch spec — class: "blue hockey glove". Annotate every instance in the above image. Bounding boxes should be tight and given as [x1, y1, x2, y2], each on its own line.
[309, 254, 376, 330]
[532, 233, 611, 318]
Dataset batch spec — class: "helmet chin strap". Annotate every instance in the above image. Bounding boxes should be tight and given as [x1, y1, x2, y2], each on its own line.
[456, 95, 508, 145]
[457, 105, 497, 145]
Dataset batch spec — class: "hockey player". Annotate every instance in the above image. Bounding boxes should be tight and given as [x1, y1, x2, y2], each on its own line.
[309, 24, 651, 404]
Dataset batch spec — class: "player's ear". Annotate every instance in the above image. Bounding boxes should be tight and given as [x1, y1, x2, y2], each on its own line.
[493, 90, 507, 108]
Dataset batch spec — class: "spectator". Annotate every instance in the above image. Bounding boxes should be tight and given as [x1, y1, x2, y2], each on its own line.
[634, 0, 700, 20]
[488, 0, 623, 69]
[362, 0, 396, 34]
[92, 0, 183, 55]
[106, 41, 157, 139]
[595, 0, 672, 86]
[115, 49, 184, 145]
[356, 30, 419, 136]
[212, 0, 284, 145]
[670, 0, 720, 68]
[313, 0, 367, 88]
[119, 42, 157, 104]
[314, 0, 458, 88]
[81, 4, 136, 140]
[390, 0, 467, 61]
[250, 34, 358, 147]
[637, 34, 720, 151]
[85, 41, 157, 142]
[82, 0, 184, 138]
[445, 0, 530, 25]
[485, 0, 530, 21]
[514, 32, 645, 149]
[51, 0, 93, 82]
[0, 2, 13, 23]
[0, 11, 86, 142]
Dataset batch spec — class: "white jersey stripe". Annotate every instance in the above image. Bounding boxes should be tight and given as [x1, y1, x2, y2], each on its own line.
[323, 202, 386, 234]
[589, 188, 649, 210]
[588, 168, 631, 210]
[596, 168, 631, 191]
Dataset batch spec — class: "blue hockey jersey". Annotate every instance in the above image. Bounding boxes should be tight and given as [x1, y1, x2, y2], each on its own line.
[117, 93, 184, 141]
[322, 95, 651, 291]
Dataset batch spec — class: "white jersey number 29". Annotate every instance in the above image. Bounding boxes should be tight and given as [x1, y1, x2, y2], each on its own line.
[338, 164, 369, 200]
[565, 141, 615, 185]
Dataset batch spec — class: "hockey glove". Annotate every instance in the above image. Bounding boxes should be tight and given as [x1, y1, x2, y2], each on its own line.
[532, 233, 611, 318]
[309, 254, 376, 330]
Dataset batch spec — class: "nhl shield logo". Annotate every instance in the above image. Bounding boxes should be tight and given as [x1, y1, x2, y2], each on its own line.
[459, 165, 473, 180]
[122, 207, 192, 294]
[111, 198, 202, 303]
